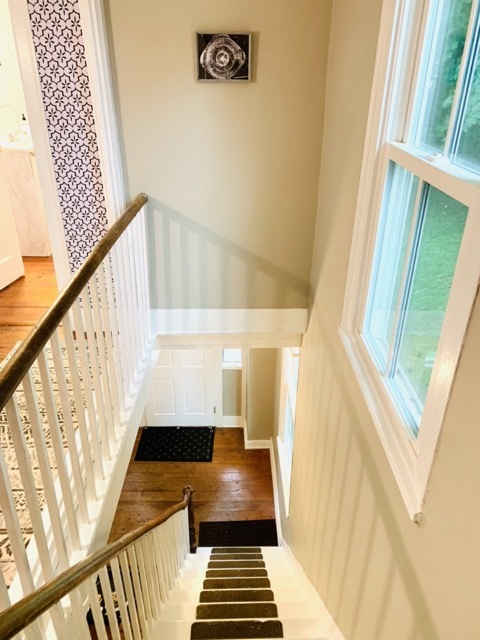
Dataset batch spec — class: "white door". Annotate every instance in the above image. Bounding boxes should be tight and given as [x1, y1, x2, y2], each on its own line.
[0, 170, 24, 290]
[145, 349, 216, 426]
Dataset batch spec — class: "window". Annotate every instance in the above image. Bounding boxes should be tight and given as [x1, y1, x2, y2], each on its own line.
[341, 0, 480, 518]
[277, 348, 300, 516]
[222, 349, 243, 369]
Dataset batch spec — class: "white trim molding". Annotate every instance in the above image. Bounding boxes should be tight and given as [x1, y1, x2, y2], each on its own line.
[152, 308, 307, 337]
[244, 438, 271, 450]
[78, 0, 127, 222]
[223, 416, 243, 428]
[279, 538, 347, 640]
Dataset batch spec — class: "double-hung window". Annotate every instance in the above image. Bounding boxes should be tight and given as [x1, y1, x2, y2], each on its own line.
[341, 0, 480, 518]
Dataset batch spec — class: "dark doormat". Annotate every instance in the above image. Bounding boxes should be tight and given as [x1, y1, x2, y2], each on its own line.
[198, 520, 278, 547]
[134, 426, 215, 462]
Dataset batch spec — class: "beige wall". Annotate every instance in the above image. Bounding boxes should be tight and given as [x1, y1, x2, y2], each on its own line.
[276, 0, 480, 638]
[105, 0, 330, 309]
[223, 368, 242, 417]
[246, 349, 278, 441]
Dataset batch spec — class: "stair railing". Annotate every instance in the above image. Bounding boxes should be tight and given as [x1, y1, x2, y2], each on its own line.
[0, 193, 152, 605]
[0, 486, 195, 640]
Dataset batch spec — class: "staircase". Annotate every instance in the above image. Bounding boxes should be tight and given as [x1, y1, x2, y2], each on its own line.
[152, 546, 341, 640]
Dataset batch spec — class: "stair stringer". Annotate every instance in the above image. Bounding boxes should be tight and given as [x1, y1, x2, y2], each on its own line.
[277, 540, 346, 640]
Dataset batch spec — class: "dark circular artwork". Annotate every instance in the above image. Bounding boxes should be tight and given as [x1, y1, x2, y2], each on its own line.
[197, 33, 250, 81]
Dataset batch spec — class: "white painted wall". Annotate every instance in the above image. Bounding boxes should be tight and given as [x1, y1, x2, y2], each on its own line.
[104, 0, 330, 309]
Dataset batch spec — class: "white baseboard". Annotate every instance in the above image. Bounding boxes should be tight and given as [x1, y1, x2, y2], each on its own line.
[151, 308, 307, 340]
[244, 438, 271, 449]
[222, 416, 243, 427]
[279, 537, 347, 640]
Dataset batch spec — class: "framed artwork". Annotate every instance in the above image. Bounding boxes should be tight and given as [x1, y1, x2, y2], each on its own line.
[196, 33, 251, 82]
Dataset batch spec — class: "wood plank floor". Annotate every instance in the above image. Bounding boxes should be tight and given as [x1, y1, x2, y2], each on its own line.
[0, 257, 58, 361]
[108, 428, 276, 545]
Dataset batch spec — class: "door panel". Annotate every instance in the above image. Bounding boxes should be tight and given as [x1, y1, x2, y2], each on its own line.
[146, 349, 216, 426]
[0, 170, 24, 290]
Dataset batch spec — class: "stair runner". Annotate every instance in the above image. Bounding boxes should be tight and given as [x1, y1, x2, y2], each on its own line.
[190, 547, 283, 639]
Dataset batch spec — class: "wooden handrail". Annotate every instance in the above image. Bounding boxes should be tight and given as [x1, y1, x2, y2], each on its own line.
[0, 485, 194, 640]
[0, 192, 148, 411]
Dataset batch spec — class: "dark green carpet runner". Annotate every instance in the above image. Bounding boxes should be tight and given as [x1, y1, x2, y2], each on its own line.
[191, 548, 283, 639]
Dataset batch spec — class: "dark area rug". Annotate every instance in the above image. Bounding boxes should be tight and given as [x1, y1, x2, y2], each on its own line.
[199, 520, 278, 547]
[134, 426, 215, 462]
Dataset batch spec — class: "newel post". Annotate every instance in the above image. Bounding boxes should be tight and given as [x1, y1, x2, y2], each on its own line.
[184, 485, 197, 553]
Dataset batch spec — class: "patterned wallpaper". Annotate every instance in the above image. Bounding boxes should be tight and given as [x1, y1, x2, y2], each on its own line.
[27, 0, 108, 271]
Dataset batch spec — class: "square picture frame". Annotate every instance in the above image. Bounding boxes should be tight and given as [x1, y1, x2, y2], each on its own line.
[196, 32, 251, 82]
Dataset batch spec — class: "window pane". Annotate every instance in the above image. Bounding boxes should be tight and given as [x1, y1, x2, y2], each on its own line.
[222, 349, 242, 367]
[415, 0, 472, 153]
[364, 165, 419, 367]
[454, 33, 480, 171]
[393, 186, 468, 417]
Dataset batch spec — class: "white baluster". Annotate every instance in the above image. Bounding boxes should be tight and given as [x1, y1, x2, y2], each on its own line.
[36, 349, 80, 551]
[86, 277, 117, 444]
[61, 313, 98, 499]
[0, 564, 11, 612]
[126, 545, 148, 638]
[139, 535, 159, 619]
[145, 531, 163, 614]
[81, 289, 112, 462]
[119, 550, 142, 640]
[110, 556, 134, 640]
[152, 527, 168, 604]
[100, 259, 128, 417]
[21, 371, 70, 572]
[133, 541, 152, 622]
[98, 565, 122, 640]
[69, 303, 105, 481]
[82, 576, 109, 640]
[94, 265, 122, 428]
[0, 445, 35, 598]
[5, 398, 55, 584]
[110, 240, 135, 399]
[49, 331, 89, 525]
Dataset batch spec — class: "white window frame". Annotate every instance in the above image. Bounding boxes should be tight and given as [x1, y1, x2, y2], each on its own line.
[340, 0, 480, 520]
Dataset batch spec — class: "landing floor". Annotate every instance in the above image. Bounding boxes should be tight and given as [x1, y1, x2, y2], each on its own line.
[0, 257, 57, 361]
[108, 428, 276, 545]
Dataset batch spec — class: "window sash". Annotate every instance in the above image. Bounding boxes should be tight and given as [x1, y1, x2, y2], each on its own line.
[340, 0, 480, 519]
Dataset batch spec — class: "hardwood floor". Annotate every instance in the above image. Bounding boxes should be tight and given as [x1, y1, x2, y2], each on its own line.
[108, 428, 276, 545]
[0, 257, 57, 362]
